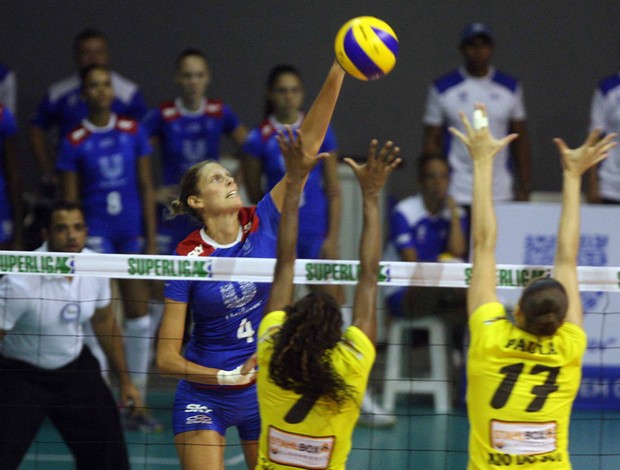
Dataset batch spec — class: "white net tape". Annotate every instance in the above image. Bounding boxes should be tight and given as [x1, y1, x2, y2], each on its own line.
[1, 250, 618, 291]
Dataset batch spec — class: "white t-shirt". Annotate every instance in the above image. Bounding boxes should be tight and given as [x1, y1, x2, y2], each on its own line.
[423, 66, 526, 204]
[0, 247, 110, 369]
[590, 72, 620, 201]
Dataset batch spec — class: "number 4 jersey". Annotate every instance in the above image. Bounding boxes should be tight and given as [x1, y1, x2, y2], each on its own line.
[56, 114, 153, 238]
[467, 302, 586, 469]
[164, 194, 280, 372]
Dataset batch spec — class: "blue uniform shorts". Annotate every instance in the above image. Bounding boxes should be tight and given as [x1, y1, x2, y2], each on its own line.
[172, 379, 260, 440]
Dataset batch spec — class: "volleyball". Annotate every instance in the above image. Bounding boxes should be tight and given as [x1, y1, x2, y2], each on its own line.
[334, 16, 399, 81]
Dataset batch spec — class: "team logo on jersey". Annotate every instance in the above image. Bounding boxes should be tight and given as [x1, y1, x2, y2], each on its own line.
[241, 239, 252, 255]
[60, 302, 81, 323]
[187, 245, 204, 257]
[182, 139, 207, 162]
[98, 153, 124, 180]
[220, 281, 257, 309]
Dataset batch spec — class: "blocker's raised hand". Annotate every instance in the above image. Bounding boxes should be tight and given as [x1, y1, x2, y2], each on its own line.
[449, 103, 518, 163]
[343, 139, 401, 197]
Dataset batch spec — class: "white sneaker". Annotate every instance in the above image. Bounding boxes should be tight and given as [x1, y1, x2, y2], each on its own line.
[357, 391, 396, 428]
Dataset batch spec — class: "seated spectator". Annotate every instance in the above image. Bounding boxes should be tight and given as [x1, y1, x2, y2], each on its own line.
[385, 153, 468, 359]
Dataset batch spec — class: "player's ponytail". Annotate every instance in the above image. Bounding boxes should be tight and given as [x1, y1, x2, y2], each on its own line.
[519, 278, 568, 336]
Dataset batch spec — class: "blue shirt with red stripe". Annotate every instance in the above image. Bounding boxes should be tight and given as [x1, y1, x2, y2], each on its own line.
[30, 72, 148, 139]
[243, 115, 337, 236]
[144, 98, 242, 185]
[164, 194, 280, 372]
[56, 114, 152, 237]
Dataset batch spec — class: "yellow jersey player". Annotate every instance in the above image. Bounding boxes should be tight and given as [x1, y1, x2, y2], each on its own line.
[256, 128, 400, 469]
[449, 104, 616, 469]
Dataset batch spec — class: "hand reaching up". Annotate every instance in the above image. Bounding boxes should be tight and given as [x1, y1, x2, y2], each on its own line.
[449, 104, 518, 163]
[276, 126, 330, 180]
[343, 139, 401, 197]
[553, 129, 616, 178]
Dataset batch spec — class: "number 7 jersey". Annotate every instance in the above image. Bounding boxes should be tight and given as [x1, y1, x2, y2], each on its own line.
[466, 302, 586, 469]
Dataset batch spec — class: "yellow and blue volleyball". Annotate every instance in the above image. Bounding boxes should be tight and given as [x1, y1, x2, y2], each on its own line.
[334, 16, 398, 81]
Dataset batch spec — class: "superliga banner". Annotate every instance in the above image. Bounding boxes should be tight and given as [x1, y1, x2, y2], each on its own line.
[1, 251, 620, 290]
[495, 202, 620, 410]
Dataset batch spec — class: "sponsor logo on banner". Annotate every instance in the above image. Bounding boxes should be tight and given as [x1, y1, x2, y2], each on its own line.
[127, 257, 213, 278]
[524, 233, 608, 310]
[0, 254, 74, 274]
[304, 262, 391, 283]
[464, 267, 551, 287]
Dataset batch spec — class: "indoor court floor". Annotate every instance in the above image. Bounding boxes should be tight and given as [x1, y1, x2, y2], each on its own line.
[18, 390, 620, 470]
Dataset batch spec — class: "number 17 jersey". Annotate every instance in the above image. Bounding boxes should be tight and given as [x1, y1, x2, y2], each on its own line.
[467, 302, 586, 469]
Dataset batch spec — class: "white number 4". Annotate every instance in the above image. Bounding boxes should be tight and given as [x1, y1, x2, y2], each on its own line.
[237, 318, 255, 343]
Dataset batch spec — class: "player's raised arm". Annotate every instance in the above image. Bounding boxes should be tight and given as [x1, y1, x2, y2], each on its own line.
[449, 104, 518, 315]
[265, 128, 330, 313]
[552, 130, 616, 327]
[344, 140, 401, 344]
[270, 61, 345, 211]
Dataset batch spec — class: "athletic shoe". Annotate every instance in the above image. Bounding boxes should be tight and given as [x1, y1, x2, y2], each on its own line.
[357, 391, 397, 428]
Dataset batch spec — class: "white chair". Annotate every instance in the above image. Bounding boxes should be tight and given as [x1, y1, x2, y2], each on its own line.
[382, 317, 451, 413]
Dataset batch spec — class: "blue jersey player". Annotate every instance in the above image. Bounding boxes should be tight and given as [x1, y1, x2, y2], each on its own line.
[56, 64, 161, 432]
[145, 48, 248, 256]
[244, 65, 341, 264]
[0, 104, 22, 249]
[157, 60, 346, 470]
[29, 28, 148, 181]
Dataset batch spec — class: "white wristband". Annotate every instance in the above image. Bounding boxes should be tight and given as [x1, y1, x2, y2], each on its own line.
[217, 365, 256, 386]
[473, 109, 489, 130]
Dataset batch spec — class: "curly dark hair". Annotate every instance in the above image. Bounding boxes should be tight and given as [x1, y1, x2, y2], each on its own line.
[269, 291, 355, 411]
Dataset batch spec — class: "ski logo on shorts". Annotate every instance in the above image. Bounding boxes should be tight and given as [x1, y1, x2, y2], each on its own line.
[185, 403, 213, 414]
[185, 404, 214, 425]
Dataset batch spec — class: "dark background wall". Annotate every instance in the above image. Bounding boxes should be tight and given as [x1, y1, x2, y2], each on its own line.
[3, 1, 620, 199]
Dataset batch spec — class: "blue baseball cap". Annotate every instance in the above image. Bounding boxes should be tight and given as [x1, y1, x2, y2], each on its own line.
[460, 22, 494, 44]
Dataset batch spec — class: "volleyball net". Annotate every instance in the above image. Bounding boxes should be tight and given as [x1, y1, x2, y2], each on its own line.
[2, 249, 620, 289]
[1, 251, 620, 469]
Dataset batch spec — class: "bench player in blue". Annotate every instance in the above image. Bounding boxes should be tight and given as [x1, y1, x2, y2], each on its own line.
[157, 59, 346, 470]
[145, 48, 248, 257]
[56, 64, 160, 432]
[30, 28, 148, 181]
[243, 65, 341, 275]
